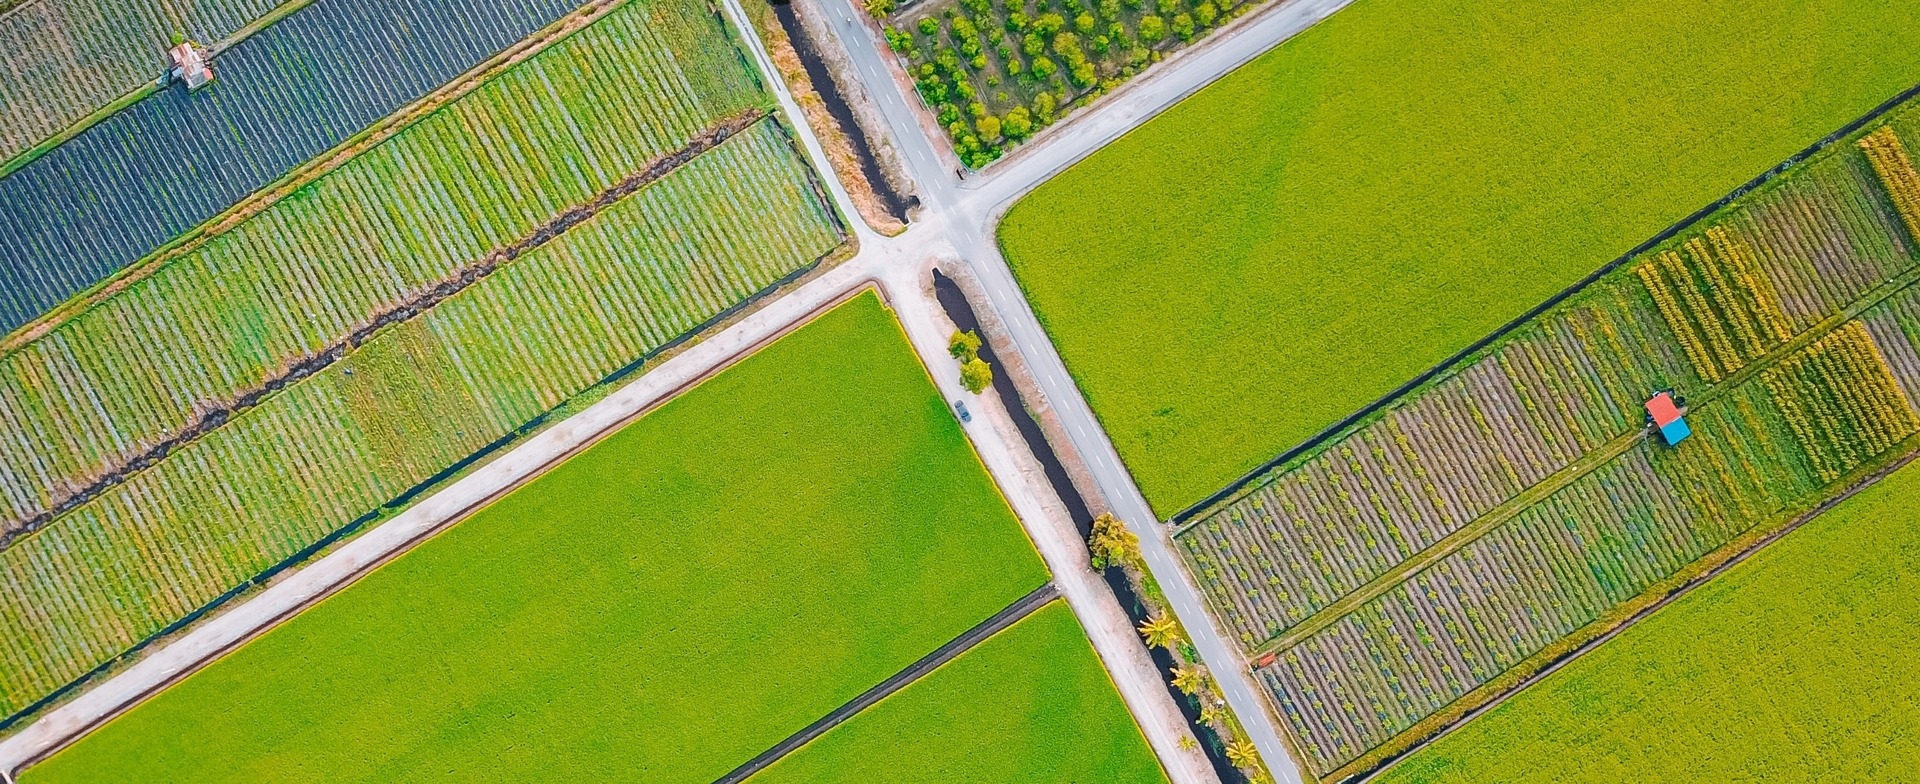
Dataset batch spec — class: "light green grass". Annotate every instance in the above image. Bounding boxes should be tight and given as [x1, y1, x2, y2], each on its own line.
[20, 291, 1048, 784]
[999, 0, 1920, 515]
[749, 602, 1170, 784]
[1375, 458, 1920, 783]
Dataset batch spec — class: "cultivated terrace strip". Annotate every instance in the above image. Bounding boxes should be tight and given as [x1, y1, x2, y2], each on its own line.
[0, 0, 763, 537]
[1172, 104, 1920, 780]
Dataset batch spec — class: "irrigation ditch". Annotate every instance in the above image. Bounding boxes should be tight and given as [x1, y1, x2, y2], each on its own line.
[0, 114, 854, 735]
[933, 269, 1248, 784]
[768, 0, 913, 224]
[0, 111, 773, 548]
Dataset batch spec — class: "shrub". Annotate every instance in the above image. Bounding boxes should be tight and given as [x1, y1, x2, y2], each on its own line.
[1138, 14, 1165, 42]
[885, 26, 913, 52]
[865, 0, 896, 18]
[918, 17, 939, 35]
[961, 357, 994, 392]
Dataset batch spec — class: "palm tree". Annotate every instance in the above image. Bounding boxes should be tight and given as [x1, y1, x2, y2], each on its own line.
[1198, 703, 1226, 728]
[1171, 664, 1206, 695]
[1226, 738, 1261, 768]
[1137, 614, 1181, 650]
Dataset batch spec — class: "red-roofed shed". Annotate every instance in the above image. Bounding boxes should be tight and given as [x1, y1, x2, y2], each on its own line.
[1645, 391, 1682, 426]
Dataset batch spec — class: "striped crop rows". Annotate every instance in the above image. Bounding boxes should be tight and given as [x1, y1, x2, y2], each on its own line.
[1177, 278, 1697, 649]
[1178, 111, 1920, 778]
[0, 118, 843, 717]
[0, 0, 587, 334]
[0, 0, 279, 161]
[0, 0, 762, 535]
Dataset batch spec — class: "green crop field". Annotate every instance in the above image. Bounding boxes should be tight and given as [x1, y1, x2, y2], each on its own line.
[1175, 102, 1920, 779]
[999, 0, 1920, 515]
[1375, 458, 1920, 783]
[750, 602, 1169, 784]
[19, 292, 1049, 784]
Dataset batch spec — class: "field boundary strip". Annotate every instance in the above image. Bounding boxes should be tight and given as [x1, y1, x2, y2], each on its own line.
[1170, 76, 1920, 527]
[1247, 256, 1920, 662]
[1345, 445, 1920, 783]
[0, 0, 315, 181]
[0, 109, 773, 550]
[0, 0, 629, 356]
[712, 585, 1062, 784]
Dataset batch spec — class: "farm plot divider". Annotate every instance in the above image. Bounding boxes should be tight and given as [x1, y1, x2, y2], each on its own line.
[1173, 98, 1920, 780]
[0, 0, 764, 542]
[0, 117, 845, 725]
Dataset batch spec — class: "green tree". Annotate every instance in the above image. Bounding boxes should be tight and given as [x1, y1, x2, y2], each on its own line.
[1089, 513, 1143, 569]
[1034, 91, 1058, 122]
[1033, 12, 1066, 36]
[1226, 738, 1261, 768]
[949, 329, 982, 360]
[1075, 11, 1096, 33]
[865, 0, 895, 16]
[976, 115, 1002, 140]
[1195, 1, 1217, 25]
[1171, 664, 1206, 695]
[1172, 12, 1194, 40]
[1156, 0, 1177, 13]
[1002, 106, 1033, 139]
[1032, 56, 1057, 79]
[960, 357, 993, 393]
[1138, 14, 1165, 42]
[918, 17, 940, 35]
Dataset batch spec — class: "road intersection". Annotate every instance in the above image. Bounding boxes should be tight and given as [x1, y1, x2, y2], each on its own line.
[0, 0, 1355, 779]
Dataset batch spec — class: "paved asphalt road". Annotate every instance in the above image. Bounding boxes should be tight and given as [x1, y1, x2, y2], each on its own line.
[810, 0, 1357, 780]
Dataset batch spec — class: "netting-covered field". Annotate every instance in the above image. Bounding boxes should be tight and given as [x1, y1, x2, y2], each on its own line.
[0, 0, 761, 537]
[1176, 106, 1920, 779]
[0, 0, 586, 334]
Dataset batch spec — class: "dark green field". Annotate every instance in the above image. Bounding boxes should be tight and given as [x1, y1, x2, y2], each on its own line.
[23, 292, 1048, 784]
[1000, 0, 1920, 514]
[1378, 459, 1920, 782]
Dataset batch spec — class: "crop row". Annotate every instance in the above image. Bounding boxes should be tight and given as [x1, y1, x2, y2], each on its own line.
[0, 0, 280, 161]
[1177, 277, 1696, 648]
[0, 0, 763, 533]
[1863, 286, 1920, 407]
[1261, 375, 1836, 775]
[0, 0, 592, 334]
[1730, 149, 1913, 333]
[1634, 227, 1793, 382]
[0, 119, 844, 718]
[1859, 125, 1920, 244]
[1763, 323, 1920, 483]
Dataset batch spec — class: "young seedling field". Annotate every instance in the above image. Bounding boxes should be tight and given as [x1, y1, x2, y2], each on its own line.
[1175, 103, 1920, 780]
[17, 293, 1052, 783]
[0, 0, 846, 725]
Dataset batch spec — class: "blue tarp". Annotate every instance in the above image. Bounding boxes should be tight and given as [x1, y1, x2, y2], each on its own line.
[1659, 417, 1691, 445]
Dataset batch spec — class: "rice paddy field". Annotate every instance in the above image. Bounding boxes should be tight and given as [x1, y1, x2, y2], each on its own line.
[0, 0, 281, 163]
[1375, 457, 1920, 783]
[0, 0, 586, 334]
[748, 603, 1170, 784]
[997, 0, 1920, 516]
[0, 0, 848, 725]
[1173, 101, 1920, 780]
[19, 292, 1050, 783]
